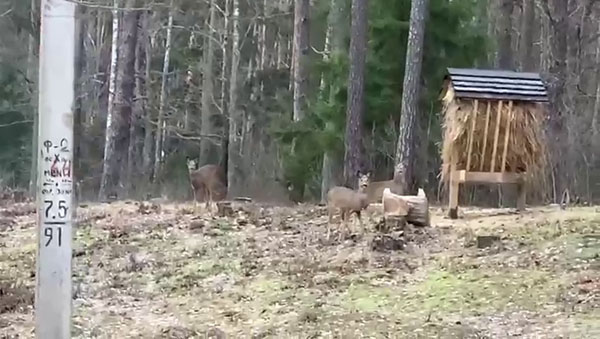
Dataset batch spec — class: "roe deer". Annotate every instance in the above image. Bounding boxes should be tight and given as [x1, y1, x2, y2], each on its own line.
[358, 172, 404, 203]
[186, 158, 227, 212]
[326, 173, 371, 241]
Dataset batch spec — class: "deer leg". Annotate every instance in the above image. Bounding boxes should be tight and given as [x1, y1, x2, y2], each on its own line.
[205, 186, 210, 209]
[205, 187, 214, 215]
[192, 187, 198, 213]
[327, 207, 334, 241]
[338, 209, 348, 242]
[355, 210, 363, 235]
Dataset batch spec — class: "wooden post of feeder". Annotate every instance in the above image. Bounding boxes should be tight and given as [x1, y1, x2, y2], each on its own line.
[466, 100, 479, 171]
[490, 100, 503, 173]
[448, 153, 459, 219]
[516, 180, 526, 211]
[479, 101, 492, 171]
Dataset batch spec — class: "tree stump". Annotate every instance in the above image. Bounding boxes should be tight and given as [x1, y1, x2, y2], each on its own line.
[217, 201, 234, 217]
[370, 231, 406, 252]
[382, 188, 430, 227]
[476, 235, 501, 249]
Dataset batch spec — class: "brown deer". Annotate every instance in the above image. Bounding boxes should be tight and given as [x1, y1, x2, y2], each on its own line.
[326, 172, 371, 241]
[186, 158, 227, 212]
[358, 172, 404, 203]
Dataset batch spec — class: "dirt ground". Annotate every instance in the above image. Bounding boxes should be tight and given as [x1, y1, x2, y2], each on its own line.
[1, 199, 599, 338]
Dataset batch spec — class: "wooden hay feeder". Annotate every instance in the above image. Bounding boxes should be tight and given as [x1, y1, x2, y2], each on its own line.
[439, 68, 549, 219]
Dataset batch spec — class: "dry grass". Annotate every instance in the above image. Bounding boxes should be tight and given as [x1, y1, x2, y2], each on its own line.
[1, 201, 599, 338]
[440, 84, 548, 189]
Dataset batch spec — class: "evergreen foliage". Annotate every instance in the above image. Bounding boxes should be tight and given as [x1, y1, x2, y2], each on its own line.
[273, 0, 488, 200]
[0, 66, 34, 187]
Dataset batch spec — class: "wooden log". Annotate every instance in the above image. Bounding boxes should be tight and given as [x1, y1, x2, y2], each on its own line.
[383, 188, 430, 227]
[382, 188, 409, 217]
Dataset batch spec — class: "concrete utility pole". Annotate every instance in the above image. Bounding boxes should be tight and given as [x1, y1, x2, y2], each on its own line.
[35, 0, 76, 337]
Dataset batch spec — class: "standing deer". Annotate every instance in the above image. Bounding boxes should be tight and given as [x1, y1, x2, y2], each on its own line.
[326, 172, 371, 241]
[357, 172, 404, 203]
[186, 157, 227, 213]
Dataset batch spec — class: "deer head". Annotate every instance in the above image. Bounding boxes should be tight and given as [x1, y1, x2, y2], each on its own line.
[357, 171, 371, 191]
[186, 157, 198, 172]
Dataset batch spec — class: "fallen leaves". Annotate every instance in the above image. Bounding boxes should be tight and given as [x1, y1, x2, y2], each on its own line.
[0, 201, 599, 337]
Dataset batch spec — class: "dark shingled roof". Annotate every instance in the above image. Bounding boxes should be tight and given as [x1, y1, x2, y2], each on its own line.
[444, 68, 549, 102]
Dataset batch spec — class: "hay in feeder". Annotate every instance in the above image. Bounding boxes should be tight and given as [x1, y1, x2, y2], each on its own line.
[439, 83, 548, 188]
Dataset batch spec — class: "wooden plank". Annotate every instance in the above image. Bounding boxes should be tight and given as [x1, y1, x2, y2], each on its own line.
[452, 91, 548, 103]
[452, 85, 547, 96]
[450, 76, 546, 87]
[448, 157, 459, 219]
[501, 100, 514, 172]
[490, 100, 503, 172]
[466, 100, 479, 171]
[456, 170, 525, 184]
[479, 101, 492, 171]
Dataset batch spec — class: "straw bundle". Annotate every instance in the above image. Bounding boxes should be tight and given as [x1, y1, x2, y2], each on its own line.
[439, 84, 548, 187]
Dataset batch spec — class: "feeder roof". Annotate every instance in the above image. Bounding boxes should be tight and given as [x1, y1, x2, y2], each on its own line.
[444, 68, 549, 103]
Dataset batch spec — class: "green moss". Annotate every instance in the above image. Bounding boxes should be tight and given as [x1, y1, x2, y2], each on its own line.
[341, 282, 394, 313]
[158, 258, 242, 293]
[407, 269, 562, 315]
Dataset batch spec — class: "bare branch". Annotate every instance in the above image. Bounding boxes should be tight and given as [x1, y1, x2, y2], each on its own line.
[65, 0, 161, 12]
[537, 1, 556, 25]
[0, 8, 13, 17]
[0, 120, 33, 128]
[170, 129, 223, 146]
[311, 45, 328, 57]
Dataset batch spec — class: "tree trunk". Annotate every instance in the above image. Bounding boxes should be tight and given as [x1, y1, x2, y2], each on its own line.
[519, 0, 535, 71]
[220, 0, 231, 181]
[99, 0, 139, 200]
[73, 4, 87, 204]
[227, 0, 242, 197]
[200, 0, 219, 165]
[496, 0, 514, 69]
[183, 31, 196, 131]
[127, 11, 147, 194]
[96, 13, 111, 127]
[320, 0, 347, 202]
[292, 0, 309, 121]
[98, 0, 121, 199]
[107, 0, 120, 128]
[343, 0, 368, 189]
[259, 0, 268, 79]
[486, 0, 496, 65]
[141, 11, 154, 179]
[153, 0, 174, 181]
[592, 21, 600, 159]
[546, 0, 569, 202]
[394, 0, 429, 195]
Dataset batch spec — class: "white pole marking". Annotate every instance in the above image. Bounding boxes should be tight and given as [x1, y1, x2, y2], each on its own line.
[36, 0, 76, 338]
